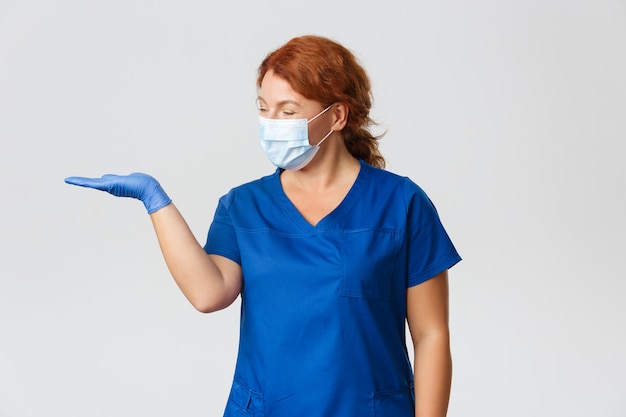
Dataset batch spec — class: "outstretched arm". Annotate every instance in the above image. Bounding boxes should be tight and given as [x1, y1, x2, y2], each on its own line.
[150, 203, 241, 312]
[407, 270, 452, 417]
[65, 173, 242, 312]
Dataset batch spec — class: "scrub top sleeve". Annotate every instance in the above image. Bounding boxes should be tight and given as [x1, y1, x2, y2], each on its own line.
[404, 179, 461, 287]
[203, 191, 242, 265]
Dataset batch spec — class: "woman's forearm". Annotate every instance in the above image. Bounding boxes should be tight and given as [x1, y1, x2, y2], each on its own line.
[150, 203, 241, 313]
[413, 332, 452, 417]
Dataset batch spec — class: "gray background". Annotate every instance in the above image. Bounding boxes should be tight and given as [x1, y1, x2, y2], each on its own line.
[1, 0, 625, 416]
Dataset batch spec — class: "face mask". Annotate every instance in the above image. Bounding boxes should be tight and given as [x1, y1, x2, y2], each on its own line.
[259, 104, 334, 170]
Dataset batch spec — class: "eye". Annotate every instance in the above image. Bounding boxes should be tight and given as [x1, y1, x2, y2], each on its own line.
[281, 110, 295, 117]
[255, 98, 267, 113]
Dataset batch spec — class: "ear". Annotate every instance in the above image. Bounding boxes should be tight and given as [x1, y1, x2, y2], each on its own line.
[330, 103, 349, 132]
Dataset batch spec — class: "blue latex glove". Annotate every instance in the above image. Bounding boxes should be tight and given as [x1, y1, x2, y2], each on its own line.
[65, 173, 172, 214]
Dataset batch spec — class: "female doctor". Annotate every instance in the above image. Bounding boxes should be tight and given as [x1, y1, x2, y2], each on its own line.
[66, 35, 461, 417]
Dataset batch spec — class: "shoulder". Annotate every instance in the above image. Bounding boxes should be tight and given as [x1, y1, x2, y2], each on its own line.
[218, 170, 278, 209]
[361, 161, 429, 203]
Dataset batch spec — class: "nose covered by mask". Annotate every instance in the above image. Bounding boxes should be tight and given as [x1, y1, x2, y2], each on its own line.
[259, 104, 334, 170]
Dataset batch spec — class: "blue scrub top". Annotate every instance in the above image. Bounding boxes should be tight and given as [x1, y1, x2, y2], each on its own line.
[205, 160, 461, 417]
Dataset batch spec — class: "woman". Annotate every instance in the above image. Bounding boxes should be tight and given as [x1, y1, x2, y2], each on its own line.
[66, 35, 461, 417]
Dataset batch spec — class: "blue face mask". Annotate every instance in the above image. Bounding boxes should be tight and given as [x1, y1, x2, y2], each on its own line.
[259, 104, 334, 170]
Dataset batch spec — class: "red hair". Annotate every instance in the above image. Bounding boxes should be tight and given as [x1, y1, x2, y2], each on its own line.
[257, 35, 385, 168]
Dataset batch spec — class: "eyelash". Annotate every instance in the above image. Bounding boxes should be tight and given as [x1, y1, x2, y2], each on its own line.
[257, 108, 297, 117]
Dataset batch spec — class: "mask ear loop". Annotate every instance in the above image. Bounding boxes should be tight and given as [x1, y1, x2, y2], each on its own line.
[314, 129, 334, 146]
[307, 104, 334, 123]
[309, 104, 335, 146]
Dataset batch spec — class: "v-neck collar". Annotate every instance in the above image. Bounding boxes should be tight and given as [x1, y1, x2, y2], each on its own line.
[271, 160, 369, 231]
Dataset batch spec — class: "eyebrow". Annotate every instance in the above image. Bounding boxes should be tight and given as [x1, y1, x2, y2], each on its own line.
[256, 97, 303, 107]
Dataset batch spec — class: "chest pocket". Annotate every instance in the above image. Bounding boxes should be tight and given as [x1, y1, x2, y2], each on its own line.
[340, 229, 402, 301]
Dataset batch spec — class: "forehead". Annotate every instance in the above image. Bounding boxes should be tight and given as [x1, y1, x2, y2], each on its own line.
[258, 71, 306, 105]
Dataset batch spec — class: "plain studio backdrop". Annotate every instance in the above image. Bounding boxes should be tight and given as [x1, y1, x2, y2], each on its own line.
[1, 1, 624, 416]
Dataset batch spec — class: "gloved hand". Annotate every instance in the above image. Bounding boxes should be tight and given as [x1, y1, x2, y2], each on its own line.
[65, 173, 172, 214]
